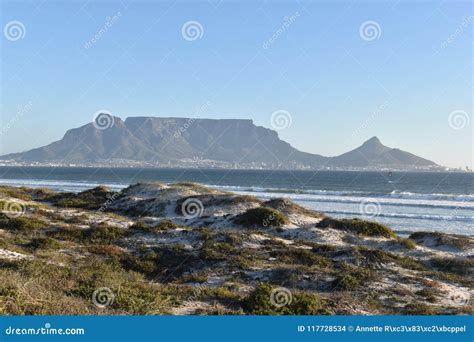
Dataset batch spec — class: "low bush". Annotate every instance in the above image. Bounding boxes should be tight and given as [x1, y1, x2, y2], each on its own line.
[0, 186, 33, 200]
[409, 232, 473, 251]
[398, 238, 417, 250]
[234, 207, 288, 228]
[357, 247, 426, 271]
[415, 288, 438, 303]
[332, 262, 373, 291]
[271, 248, 331, 268]
[243, 283, 331, 315]
[26, 237, 61, 251]
[200, 240, 236, 261]
[46, 225, 85, 242]
[317, 218, 396, 239]
[131, 220, 181, 234]
[50, 186, 118, 210]
[402, 302, 435, 315]
[0, 214, 49, 232]
[85, 224, 129, 243]
[430, 257, 474, 276]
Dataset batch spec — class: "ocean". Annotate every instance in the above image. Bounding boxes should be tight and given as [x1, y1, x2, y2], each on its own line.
[0, 167, 472, 236]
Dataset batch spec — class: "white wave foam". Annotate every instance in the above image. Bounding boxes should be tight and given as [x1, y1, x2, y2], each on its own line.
[0, 179, 126, 192]
[210, 185, 474, 202]
[323, 210, 473, 222]
[218, 190, 474, 211]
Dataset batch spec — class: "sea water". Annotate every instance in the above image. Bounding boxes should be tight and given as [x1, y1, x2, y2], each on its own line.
[0, 167, 472, 236]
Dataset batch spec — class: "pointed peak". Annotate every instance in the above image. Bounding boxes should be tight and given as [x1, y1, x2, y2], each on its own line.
[356, 136, 390, 155]
[362, 136, 383, 146]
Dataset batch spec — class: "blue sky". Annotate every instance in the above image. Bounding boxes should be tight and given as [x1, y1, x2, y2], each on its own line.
[1, 0, 472, 168]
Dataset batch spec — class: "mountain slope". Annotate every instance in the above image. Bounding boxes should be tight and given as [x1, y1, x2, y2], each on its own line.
[328, 137, 436, 168]
[0, 116, 438, 169]
[1, 116, 327, 167]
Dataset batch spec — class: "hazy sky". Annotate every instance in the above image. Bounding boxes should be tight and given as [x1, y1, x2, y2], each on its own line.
[1, 0, 472, 168]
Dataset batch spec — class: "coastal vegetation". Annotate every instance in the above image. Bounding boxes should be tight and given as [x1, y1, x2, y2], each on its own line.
[0, 183, 471, 316]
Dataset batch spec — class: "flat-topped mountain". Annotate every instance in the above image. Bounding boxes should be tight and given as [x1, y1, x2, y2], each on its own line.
[0, 115, 439, 170]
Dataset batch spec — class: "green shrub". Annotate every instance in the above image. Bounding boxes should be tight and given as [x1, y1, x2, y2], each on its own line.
[64, 214, 89, 224]
[264, 198, 321, 218]
[120, 253, 158, 277]
[333, 262, 373, 290]
[271, 248, 331, 268]
[111, 283, 168, 314]
[0, 186, 32, 200]
[129, 221, 149, 231]
[85, 224, 129, 243]
[199, 227, 213, 241]
[47, 226, 85, 242]
[398, 238, 417, 250]
[311, 244, 337, 254]
[88, 244, 124, 257]
[200, 240, 236, 261]
[243, 283, 331, 315]
[430, 257, 474, 276]
[121, 245, 200, 280]
[51, 186, 118, 210]
[0, 215, 48, 232]
[155, 220, 181, 230]
[234, 207, 288, 228]
[357, 247, 426, 271]
[409, 232, 473, 251]
[416, 288, 438, 303]
[26, 237, 61, 251]
[402, 302, 435, 315]
[317, 218, 396, 239]
[130, 220, 185, 235]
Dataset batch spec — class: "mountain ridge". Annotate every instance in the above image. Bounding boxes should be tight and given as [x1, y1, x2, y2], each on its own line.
[0, 115, 439, 170]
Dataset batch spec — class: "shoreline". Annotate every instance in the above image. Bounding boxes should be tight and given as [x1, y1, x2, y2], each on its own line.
[0, 164, 466, 172]
[0, 175, 472, 237]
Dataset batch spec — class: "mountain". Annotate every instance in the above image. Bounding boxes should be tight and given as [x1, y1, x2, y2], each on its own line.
[0, 116, 438, 170]
[327, 136, 436, 168]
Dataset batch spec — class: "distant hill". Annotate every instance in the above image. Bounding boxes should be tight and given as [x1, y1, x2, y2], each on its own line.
[327, 136, 436, 168]
[0, 116, 439, 170]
